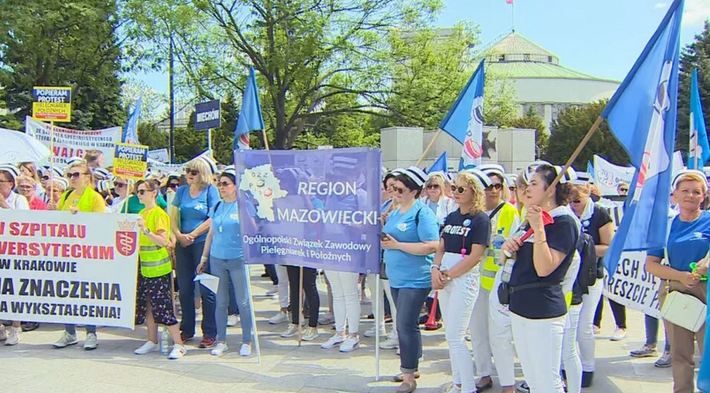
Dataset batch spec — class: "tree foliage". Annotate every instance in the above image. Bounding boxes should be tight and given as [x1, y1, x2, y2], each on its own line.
[0, 0, 125, 130]
[543, 100, 629, 169]
[678, 20, 710, 156]
[121, 78, 167, 123]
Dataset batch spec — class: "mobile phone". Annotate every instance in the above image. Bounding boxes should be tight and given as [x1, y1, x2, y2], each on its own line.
[380, 232, 389, 240]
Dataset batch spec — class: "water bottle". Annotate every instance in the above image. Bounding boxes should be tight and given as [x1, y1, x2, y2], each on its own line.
[501, 228, 526, 283]
[492, 228, 506, 266]
[160, 326, 169, 355]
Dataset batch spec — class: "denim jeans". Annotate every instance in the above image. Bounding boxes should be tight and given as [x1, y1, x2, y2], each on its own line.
[210, 257, 253, 344]
[391, 287, 430, 373]
[228, 277, 239, 315]
[175, 241, 216, 338]
[65, 324, 96, 335]
[646, 314, 671, 351]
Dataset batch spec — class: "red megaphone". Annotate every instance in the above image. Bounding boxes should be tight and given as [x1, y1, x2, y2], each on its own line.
[519, 210, 554, 242]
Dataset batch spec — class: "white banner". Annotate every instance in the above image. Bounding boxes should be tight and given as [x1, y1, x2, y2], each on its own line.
[148, 148, 169, 163]
[25, 116, 121, 167]
[0, 210, 139, 329]
[593, 155, 635, 196]
[603, 251, 662, 319]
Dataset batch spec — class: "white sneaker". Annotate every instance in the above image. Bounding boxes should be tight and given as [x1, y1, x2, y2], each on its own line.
[321, 333, 347, 349]
[168, 344, 187, 359]
[211, 342, 228, 356]
[134, 341, 159, 355]
[266, 287, 278, 296]
[593, 325, 601, 335]
[84, 333, 98, 350]
[364, 326, 386, 338]
[239, 343, 252, 356]
[339, 336, 360, 352]
[227, 314, 239, 327]
[0, 325, 6, 341]
[379, 337, 399, 349]
[318, 312, 335, 325]
[269, 311, 290, 325]
[53, 331, 78, 348]
[611, 328, 627, 341]
[5, 327, 21, 346]
[302, 327, 319, 341]
[281, 324, 299, 338]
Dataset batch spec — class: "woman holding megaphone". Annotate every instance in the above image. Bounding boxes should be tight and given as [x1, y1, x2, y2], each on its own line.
[500, 164, 579, 393]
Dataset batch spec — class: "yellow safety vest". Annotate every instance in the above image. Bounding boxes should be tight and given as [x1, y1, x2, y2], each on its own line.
[481, 202, 520, 291]
[59, 187, 102, 213]
[139, 208, 172, 278]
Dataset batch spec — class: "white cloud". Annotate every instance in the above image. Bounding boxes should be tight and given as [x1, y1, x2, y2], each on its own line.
[684, 0, 710, 25]
[654, 2, 668, 9]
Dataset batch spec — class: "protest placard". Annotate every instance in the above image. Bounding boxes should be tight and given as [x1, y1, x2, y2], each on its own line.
[113, 143, 149, 180]
[32, 86, 72, 122]
[235, 148, 381, 274]
[603, 251, 662, 319]
[0, 210, 139, 329]
[148, 148, 170, 163]
[593, 155, 635, 196]
[25, 116, 121, 166]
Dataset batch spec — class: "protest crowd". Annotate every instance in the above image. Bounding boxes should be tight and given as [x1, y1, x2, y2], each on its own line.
[3, 2, 710, 393]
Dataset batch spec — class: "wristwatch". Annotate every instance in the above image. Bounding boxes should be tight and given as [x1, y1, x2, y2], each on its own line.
[431, 265, 441, 271]
[143, 228, 150, 235]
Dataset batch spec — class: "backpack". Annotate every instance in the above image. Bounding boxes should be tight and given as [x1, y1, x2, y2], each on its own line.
[574, 232, 599, 296]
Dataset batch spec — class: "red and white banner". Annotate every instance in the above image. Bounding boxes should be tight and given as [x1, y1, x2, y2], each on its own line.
[0, 210, 139, 329]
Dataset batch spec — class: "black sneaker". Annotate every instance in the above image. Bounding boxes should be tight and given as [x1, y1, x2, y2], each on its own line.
[21, 322, 40, 332]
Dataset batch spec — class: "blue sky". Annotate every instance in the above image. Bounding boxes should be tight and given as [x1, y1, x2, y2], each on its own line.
[136, 0, 710, 93]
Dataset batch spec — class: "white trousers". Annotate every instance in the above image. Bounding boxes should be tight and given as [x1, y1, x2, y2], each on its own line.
[439, 271, 479, 393]
[562, 304, 583, 393]
[511, 313, 566, 393]
[469, 288, 492, 379]
[488, 270, 516, 387]
[578, 279, 603, 372]
[276, 265, 289, 309]
[367, 274, 386, 334]
[383, 278, 398, 340]
[325, 270, 361, 334]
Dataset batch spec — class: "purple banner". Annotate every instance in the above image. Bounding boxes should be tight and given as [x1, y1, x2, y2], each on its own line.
[235, 148, 381, 274]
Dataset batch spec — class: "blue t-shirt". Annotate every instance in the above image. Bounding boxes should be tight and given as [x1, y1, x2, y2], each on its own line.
[383, 199, 440, 289]
[172, 185, 219, 243]
[648, 211, 710, 272]
[209, 201, 243, 260]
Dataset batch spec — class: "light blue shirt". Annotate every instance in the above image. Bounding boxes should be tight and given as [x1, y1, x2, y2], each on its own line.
[209, 200, 243, 260]
[172, 185, 219, 243]
[383, 199, 440, 289]
[648, 211, 710, 272]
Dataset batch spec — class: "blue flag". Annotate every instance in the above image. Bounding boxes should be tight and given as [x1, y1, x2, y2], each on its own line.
[587, 160, 595, 179]
[601, 0, 684, 277]
[122, 96, 142, 145]
[440, 60, 485, 169]
[688, 68, 709, 169]
[428, 151, 447, 173]
[234, 68, 265, 149]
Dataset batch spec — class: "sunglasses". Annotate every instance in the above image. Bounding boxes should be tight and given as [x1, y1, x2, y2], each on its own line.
[41, 175, 50, 181]
[66, 172, 85, 179]
[218, 181, 233, 188]
[393, 186, 408, 194]
[114, 182, 126, 188]
[620, 188, 629, 192]
[168, 183, 179, 189]
[486, 184, 503, 191]
[426, 184, 440, 189]
[186, 169, 200, 176]
[137, 189, 153, 195]
[451, 186, 467, 194]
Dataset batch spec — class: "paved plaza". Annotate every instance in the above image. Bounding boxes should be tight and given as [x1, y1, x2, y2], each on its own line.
[0, 269, 683, 392]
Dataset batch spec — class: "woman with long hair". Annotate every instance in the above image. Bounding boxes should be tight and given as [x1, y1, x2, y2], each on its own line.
[197, 168, 254, 357]
[468, 164, 521, 393]
[50, 159, 106, 350]
[381, 166, 440, 393]
[501, 164, 579, 393]
[421, 173, 455, 227]
[432, 169, 491, 393]
[170, 157, 219, 348]
[132, 179, 186, 359]
[647, 170, 710, 393]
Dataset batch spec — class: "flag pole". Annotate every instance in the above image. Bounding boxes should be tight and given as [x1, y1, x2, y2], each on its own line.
[415, 129, 442, 167]
[245, 264, 262, 364]
[548, 116, 604, 190]
[297, 266, 304, 347]
[49, 120, 55, 202]
[374, 275, 381, 382]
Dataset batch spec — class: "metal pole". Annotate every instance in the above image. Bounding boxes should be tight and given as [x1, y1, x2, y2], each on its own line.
[168, 38, 176, 164]
[375, 275, 381, 382]
[244, 264, 262, 364]
[207, 128, 212, 153]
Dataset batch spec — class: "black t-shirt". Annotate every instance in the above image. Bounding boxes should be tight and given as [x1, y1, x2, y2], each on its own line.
[509, 214, 579, 319]
[441, 209, 491, 255]
[581, 205, 613, 245]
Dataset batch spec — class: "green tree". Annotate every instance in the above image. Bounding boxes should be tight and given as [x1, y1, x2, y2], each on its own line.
[506, 106, 548, 158]
[677, 20, 710, 156]
[0, 0, 125, 130]
[121, 78, 168, 123]
[543, 100, 629, 169]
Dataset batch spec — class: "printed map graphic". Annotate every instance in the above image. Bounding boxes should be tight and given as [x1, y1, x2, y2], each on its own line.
[239, 164, 288, 221]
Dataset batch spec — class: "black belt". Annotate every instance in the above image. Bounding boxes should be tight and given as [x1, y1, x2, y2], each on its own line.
[509, 283, 561, 294]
